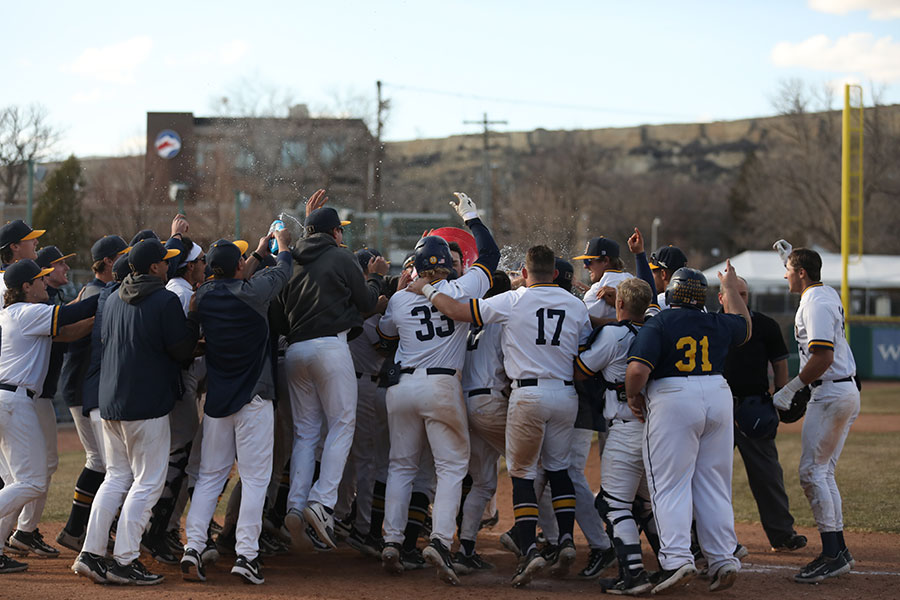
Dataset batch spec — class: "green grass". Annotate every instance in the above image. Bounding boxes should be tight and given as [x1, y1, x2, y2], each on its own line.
[732, 431, 900, 533]
[859, 383, 900, 414]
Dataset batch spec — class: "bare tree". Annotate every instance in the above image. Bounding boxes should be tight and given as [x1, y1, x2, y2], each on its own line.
[209, 74, 298, 118]
[0, 104, 60, 205]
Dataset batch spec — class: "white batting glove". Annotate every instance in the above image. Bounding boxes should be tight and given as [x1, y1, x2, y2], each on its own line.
[773, 239, 792, 267]
[773, 376, 804, 411]
[450, 192, 479, 221]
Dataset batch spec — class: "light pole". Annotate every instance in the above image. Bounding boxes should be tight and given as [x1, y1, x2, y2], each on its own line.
[25, 160, 47, 226]
[651, 217, 661, 253]
[234, 191, 250, 238]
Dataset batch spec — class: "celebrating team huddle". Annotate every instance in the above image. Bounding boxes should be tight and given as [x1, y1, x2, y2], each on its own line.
[0, 190, 859, 594]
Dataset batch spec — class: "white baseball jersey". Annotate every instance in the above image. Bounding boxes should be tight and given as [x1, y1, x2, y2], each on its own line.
[576, 321, 641, 422]
[378, 266, 491, 371]
[795, 283, 856, 378]
[644, 291, 668, 318]
[471, 284, 591, 381]
[0, 302, 58, 395]
[350, 315, 384, 375]
[584, 270, 633, 321]
[166, 276, 194, 315]
[461, 322, 507, 394]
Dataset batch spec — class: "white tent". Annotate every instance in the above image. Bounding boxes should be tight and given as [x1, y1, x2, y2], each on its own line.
[702, 251, 900, 290]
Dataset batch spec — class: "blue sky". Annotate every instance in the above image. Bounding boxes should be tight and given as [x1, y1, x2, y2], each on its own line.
[3, 0, 899, 157]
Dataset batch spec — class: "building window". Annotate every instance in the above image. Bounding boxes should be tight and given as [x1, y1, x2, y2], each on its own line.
[319, 138, 346, 167]
[281, 140, 307, 168]
[235, 147, 256, 171]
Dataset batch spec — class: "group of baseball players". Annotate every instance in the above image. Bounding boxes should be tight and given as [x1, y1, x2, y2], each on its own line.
[0, 189, 860, 594]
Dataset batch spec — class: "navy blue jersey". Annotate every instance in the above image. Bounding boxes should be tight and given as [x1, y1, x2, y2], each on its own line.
[627, 308, 749, 379]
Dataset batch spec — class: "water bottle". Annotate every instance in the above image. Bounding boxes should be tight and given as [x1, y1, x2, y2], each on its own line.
[268, 219, 285, 254]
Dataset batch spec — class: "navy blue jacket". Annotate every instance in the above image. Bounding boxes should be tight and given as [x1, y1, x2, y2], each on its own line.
[99, 274, 199, 421]
[58, 278, 105, 407]
[196, 251, 291, 418]
[82, 281, 118, 416]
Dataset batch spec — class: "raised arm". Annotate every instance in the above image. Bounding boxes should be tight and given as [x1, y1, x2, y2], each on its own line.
[451, 192, 500, 272]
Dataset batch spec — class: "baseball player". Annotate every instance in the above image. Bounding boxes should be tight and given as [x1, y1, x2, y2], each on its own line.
[772, 246, 859, 583]
[73, 239, 197, 585]
[645, 245, 687, 316]
[454, 270, 511, 574]
[0, 260, 97, 574]
[1, 246, 75, 559]
[412, 244, 590, 588]
[625, 263, 749, 594]
[181, 229, 292, 585]
[575, 277, 654, 595]
[573, 237, 632, 326]
[377, 192, 499, 585]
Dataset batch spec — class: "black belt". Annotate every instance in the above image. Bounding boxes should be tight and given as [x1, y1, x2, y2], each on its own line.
[0, 383, 34, 398]
[811, 376, 854, 388]
[356, 372, 379, 382]
[400, 367, 457, 376]
[516, 379, 573, 387]
[467, 388, 492, 397]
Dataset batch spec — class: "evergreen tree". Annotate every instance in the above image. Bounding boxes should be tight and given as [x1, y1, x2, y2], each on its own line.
[33, 155, 88, 264]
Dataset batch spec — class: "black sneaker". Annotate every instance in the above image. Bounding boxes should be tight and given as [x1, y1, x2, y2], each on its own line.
[72, 552, 107, 583]
[709, 564, 738, 592]
[3, 542, 27, 558]
[180, 548, 206, 582]
[56, 528, 85, 553]
[842, 547, 855, 568]
[499, 528, 522, 558]
[305, 524, 333, 552]
[10, 529, 59, 558]
[548, 538, 576, 578]
[258, 530, 285, 557]
[231, 554, 264, 585]
[165, 529, 183, 555]
[422, 538, 459, 585]
[650, 563, 697, 594]
[479, 510, 499, 530]
[401, 547, 428, 570]
[382, 542, 403, 575]
[579, 546, 616, 579]
[346, 528, 382, 559]
[771, 533, 807, 552]
[452, 551, 494, 574]
[334, 516, 353, 540]
[601, 569, 652, 595]
[107, 559, 165, 585]
[201, 537, 220, 565]
[302, 501, 337, 550]
[733, 543, 748, 560]
[0, 554, 28, 574]
[141, 534, 179, 565]
[511, 547, 546, 588]
[794, 553, 850, 584]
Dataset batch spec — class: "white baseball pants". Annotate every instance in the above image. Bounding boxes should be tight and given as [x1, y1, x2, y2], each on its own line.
[82, 416, 169, 565]
[287, 335, 357, 512]
[643, 375, 739, 575]
[799, 382, 860, 532]
[0, 390, 49, 540]
[383, 371, 469, 548]
[186, 396, 274, 561]
[336, 374, 379, 532]
[70, 405, 104, 472]
[601, 420, 649, 551]
[505, 382, 577, 479]
[459, 391, 506, 542]
[10, 396, 59, 532]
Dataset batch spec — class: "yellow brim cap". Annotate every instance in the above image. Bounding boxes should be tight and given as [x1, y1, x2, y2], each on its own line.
[649, 263, 660, 270]
[340, 220, 351, 226]
[233, 240, 249, 254]
[572, 254, 599, 260]
[22, 229, 45, 241]
[35, 266, 54, 279]
[117, 246, 132, 256]
[164, 248, 181, 260]
[51, 253, 76, 264]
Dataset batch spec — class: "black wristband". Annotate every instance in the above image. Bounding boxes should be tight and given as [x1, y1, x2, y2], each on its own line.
[252, 251, 264, 261]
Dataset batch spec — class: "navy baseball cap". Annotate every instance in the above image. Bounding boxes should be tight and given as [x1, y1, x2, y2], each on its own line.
[0, 220, 45, 250]
[207, 239, 250, 276]
[650, 246, 688, 271]
[355, 248, 382, 272]
[573, 237, 619, 261]
[554, 258, 575, 292]
[112, 254, 132, 282]
[129, 229, 159, 246]
[36, 246, 75, 268]
[91, 235, 130, 262]
[129, 239, 180, 274]
[3, 259, 52, 289]
[305, 207, 350, 235]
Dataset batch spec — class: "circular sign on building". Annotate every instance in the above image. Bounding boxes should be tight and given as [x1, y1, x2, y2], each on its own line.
[155, 129, 182, 159]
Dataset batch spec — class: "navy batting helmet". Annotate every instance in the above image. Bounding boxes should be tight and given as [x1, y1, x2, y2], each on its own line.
[734, 395, 779, 439]
[665, 267, 707, 308]
[355, 247, 382, 272]
[414, 236, 452, 273]
[554, 258, 574, 292]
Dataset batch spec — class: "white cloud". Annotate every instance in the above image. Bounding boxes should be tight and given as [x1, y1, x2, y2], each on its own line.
[71, 89, 102, 103]
[809, 0, 900, 20]
[219, 40, 249, 65]
[67, 35, 153, 84]
[771, 32, 900, 81]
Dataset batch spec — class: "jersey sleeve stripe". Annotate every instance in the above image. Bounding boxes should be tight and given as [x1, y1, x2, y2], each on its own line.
[472, 262, 493, 287]
[575, 356, 595, 377]
[470, 299, 484, 327]
[375, 324, 399, 341]
[51, 305, 60, 337]
[627, 355, 654, 370]
[809, 339, 834, 349]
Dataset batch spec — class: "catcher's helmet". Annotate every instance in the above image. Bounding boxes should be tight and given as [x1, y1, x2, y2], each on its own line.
[414, 236, 452, 273]
[554, 258, 574, 292]
[665, 267, 707, 308]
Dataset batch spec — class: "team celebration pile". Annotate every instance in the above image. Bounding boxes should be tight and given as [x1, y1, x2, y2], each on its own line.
[0, 190, 860, 594]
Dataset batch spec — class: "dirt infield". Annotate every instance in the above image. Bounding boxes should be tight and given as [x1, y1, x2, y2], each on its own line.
[11, 431, 900, 599]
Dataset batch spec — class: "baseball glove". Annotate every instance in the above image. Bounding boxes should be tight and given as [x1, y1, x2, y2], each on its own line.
[777, 385, 810, 423]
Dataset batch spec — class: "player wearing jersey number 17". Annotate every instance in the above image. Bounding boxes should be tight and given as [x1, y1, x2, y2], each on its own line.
[625, 262, 750, 595]
[410, 245, 591, 588]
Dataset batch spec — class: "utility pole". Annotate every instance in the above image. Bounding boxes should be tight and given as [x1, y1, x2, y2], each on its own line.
[370, 80, 389, 212]
[464, 113, 506, 229]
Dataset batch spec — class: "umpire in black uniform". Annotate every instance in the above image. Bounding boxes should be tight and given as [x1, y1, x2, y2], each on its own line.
[721, 277, 806, 552]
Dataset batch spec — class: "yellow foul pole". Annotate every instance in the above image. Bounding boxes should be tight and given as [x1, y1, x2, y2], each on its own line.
[841, 86, 851, 326]
[841, 84, 864, 332]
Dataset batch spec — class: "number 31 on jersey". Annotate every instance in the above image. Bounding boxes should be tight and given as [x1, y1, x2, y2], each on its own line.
[675, 335, 712, 373]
